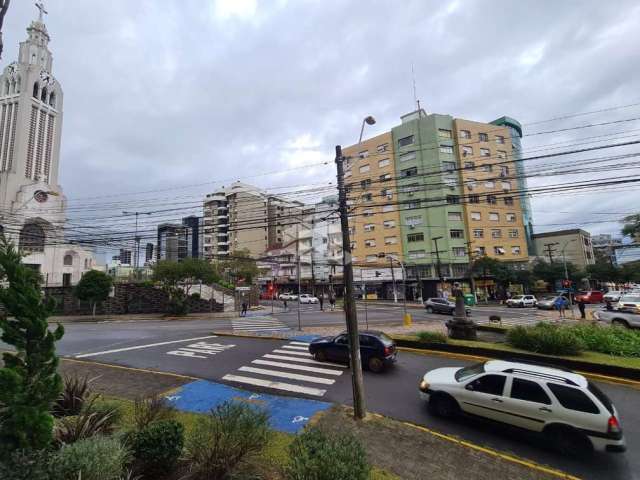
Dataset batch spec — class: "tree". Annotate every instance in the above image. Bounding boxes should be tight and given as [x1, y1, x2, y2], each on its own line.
[0, 0, 10, 60]
[217, 249, 258, 285]
[586, 261, 620, 284]
[0, 238, 64, 453]
[74, 270, 113, 317]
[621, 213, 640, 241]
[153, 259, 220, 315]
[531, 259, 584, 289]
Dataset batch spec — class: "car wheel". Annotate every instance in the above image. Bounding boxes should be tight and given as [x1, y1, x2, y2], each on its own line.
[545, 425, 593, 456]
[368, 357, 384, 373]
[314, 350, 327, 362]
[428, 393, 459, 418]
[612, 319, 630, 329]
[425, 306, 433, 313]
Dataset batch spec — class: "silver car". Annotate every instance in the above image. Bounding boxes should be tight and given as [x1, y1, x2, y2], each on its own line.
[537, 295, 559, 310]
[593, 309, 640, 329]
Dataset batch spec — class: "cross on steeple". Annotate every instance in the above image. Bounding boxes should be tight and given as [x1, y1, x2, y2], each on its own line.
[35, 1, 48, 22]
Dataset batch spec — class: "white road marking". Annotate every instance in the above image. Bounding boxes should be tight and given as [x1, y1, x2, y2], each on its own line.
[222, 374, 326, 397]
[272, 349, 313, 357]
[289, 341, 311, 346]
[238, 366, 335, 385]
[232, 326, 291, 331]
[281, 345, 309, 351]
[252, 359, 344, 375]
[263, 354, 346, 367]
[75, 335, 218, 358]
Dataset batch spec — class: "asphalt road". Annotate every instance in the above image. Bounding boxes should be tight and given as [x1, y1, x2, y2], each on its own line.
[45, 320, 640, 480]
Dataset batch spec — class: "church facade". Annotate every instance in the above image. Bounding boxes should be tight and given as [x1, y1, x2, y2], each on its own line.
[0, 8, 95, 286]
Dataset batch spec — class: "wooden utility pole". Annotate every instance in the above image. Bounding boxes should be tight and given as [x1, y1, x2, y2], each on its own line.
[335, 145, 366, 420]
[543, 242, 558, 263]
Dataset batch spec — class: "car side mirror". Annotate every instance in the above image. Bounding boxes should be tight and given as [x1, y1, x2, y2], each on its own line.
[465, 383, 474, 391]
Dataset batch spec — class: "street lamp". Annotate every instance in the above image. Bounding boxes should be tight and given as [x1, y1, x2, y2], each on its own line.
[358, 116, 376, 144]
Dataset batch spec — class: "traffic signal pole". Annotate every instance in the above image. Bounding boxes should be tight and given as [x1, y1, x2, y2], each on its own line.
[335, 145, 366, 420]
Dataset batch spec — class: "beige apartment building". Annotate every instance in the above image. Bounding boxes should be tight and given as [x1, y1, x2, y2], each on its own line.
[453, 119, 528, 266]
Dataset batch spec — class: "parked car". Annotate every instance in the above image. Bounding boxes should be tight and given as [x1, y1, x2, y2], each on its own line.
[299, 293, 319, 304]
[309, 331, 397, 373]
[593, 309, 640, 329]
[424, 297, 471, 316]
[604, 291, 623, 303]
[278, 293, 298, 301]
[506, 295, 537, 308]
[574, 290, 604, 304]
[419, 359, 625, 454]
[537, 295, 559, 310]
[616, 294, 640, 314]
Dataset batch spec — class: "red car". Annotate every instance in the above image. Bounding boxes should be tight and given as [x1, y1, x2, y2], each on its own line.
[574, 290, 604, 304]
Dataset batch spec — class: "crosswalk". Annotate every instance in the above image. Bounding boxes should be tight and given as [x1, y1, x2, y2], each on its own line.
[231, 316, 291, 333]
[222, 341, 345, 397]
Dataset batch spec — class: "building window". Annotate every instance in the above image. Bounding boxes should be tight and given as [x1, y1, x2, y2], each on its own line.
[365, 239, 376, 247]
[464, 161, 475, 170]
[494, 246, 506, 255]
[360, 179, 372, 190]
[509, 229, 519, 238]
[400, 151, 417, 163]
[506, 213, 516, 222]
[491, 229, 502, 239]
[407, 233, 425, 243]
[496, 135, 505, 144]
[350, 241, 356, 249]
[489, 212, 499, 221]
[450, 229, 464, 239]
[385, 236, 398, 245]
[452, 247, 466, 257]
[377, 143, 389, 153]
[462, 145, 473, 156]
[469, 194, 480, 204]
[378, 158, 390, 168]
[442, 161, 456, 171]
[406, 201, 419, 209]
[504, 196, 514, 205]
[381, 189, 393, 199]
[479, 133, 489, 142]
[471, 211, 481, 220]
[497, 150, 507, 159]
[485, 180, 495, 189]
[358, 150, 369, 159]
[406, 215, 423, 226]
[487, 195, 497, 204]
[439, 145, 454, 154]
[380, 173, 392, 181]
[408, 250, 426, 259]
[364, 224, 375, 232]
[402, 183, 420, 194]
[501, 181, 511, 191]
[480, 148, 490, 157]
[398, 135, 415, 148]
[363, 209, 374, 217]
[19, 221, 46, 253]
[460, 130, 471, 139]
[382, 204, 394, 212]
[359, 164, 370, 173]
[500, 165, 509, 176]
[383, 220, 396, 229]
[443, 175, 457, 187]
[448, 211, 462, 221]
[63, 254, 73, 266]
[446, 195, 460, 204]
[475, 246, 486, 256]
[473, 229, 484, 238]
[512, 245, 521, 255]
[438, 129, 452, 139]
[362, 193, 373, 202]
[481, 164, 493, 172]
[401, 167, 418, 177]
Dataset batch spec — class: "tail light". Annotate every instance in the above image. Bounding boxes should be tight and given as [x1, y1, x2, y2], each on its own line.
[384, 346, 394, 356]
[608, 416, 622, 435]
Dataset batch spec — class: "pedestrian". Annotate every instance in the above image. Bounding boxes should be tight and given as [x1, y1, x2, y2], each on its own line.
[577, 298, 586, 320]
[605, 300, 613, 311]
[283, 298, 288, 311]
[554, 296, 567, 319]
[319, 295, 324, 311]
[241, 301, 248, 317]
[329, 295, 336, 311]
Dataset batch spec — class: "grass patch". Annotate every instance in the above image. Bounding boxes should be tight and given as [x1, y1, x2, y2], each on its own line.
[415, 331, 448, 344]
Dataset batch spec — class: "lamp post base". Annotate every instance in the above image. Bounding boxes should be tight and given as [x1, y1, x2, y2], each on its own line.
[446, 318, 478, 340]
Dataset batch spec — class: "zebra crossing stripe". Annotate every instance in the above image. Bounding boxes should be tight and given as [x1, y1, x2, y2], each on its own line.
[281, 345, 309, 351]
[263, 354, 346, 367]
[289, 341, 311, 346]
[238, 366, 336, 385]
[222, 374, 327, 397]
[252, 359, 344, 375]
[272, 349, 313, 357]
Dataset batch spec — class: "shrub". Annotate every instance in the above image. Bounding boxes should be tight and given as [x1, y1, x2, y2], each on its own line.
[506, 323, 584, 356]
[54, 396, 119, 445]
[131, 420, 184, 475]
[0, 449, 51, 480]
[133, 395, 176, 432]
[50, 436, 130, 480]
[286, 427, 370, 480]
[416, 331, 448, 343]
[190, 292, 201, 299]
[568, 324, 640, 357]
[183, 401, 270, 480]
[53, 375, 93, 417]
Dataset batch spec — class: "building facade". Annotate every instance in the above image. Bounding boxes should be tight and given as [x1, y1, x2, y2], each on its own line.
[156, 216, 203, 262]
[532, 229, 595, 269]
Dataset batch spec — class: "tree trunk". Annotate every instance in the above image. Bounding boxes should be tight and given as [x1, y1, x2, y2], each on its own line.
[92, 302, 96, 317]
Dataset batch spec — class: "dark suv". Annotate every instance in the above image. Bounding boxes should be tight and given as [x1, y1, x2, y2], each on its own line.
[308, 330, 397, 373]
[424, 297, 471, 315]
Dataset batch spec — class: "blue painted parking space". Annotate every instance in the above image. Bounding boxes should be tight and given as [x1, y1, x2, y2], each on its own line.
[290, 334, 322, 342]
[165, 379, 331, 433]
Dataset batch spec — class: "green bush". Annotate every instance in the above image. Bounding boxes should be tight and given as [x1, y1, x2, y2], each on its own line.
[54, 396, 120, 445]
[183, 401, 270, 480]
[53, 374, 93, 417]
[568, 324, 640, 357]
[131, 420, 184, 475]
[190, 292, 201, 300]
[50, 436, 130, 480]
[506, 323, 584, 356]
[416, 331, 448, 343]
[133, 395, 176, 432]
[286, 427, 370, 480]
[0, 449, 51, 480]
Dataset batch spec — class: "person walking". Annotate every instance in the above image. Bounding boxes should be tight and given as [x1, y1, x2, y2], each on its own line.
[329, 294, 336, 311]
[241, 301, 248, 317]
[283, 298, 288, 311]
[577, 298, 586, 320]
[554, 295, 567, 319]
[319, 294, 324, 311]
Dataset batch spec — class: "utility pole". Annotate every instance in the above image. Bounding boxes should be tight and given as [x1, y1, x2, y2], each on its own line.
[433, 236, 444, 293]
[543, 242, 559, 263]
[296, 221, 302, 331]
[123, 211, 152, 270]
[336, 145, 366, 420]
[389, 256, 398, 302]
[465, 241, 477, 298]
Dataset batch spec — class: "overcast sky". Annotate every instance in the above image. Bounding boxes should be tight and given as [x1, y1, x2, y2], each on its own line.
[3, 0, 640, 255]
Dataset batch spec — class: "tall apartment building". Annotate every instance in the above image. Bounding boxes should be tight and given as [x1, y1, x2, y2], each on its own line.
[202, 182, 304, 259]
[344, 109, 530, 299]
[156, 216, 203, 262]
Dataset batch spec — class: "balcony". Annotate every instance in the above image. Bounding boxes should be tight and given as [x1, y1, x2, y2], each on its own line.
[216, 231, 228, 237]
[217, 214, 229, 219]
[217, 241, 230, 246]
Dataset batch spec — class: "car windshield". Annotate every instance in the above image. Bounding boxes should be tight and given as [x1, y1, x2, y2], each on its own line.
[542, 296, 556, 301]
[454, 362, 485, 382]
[588, 381, 614, 414]
[621, 296, 640, 302]
[377, 332, 394, 346]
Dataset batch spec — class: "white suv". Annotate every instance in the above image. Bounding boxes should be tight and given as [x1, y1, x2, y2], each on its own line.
[506, 295, 537, 308]
[419, 360, 625, 454]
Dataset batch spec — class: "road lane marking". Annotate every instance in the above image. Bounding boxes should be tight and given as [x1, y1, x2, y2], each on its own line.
[289, 341, 311, 346]
[272, 349, 313, 357]
[221, 374, 327, 397]
[238, 366, 336, 385]
[252, 359, 344, 375]
[263, 354, 346, 367]
[281, 345, 309, 351]
[74, 335, 219, 358]
[232, 327, 291, 331]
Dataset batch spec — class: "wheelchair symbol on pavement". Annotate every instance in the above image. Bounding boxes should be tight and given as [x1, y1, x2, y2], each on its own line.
[292, 416, 309, 423]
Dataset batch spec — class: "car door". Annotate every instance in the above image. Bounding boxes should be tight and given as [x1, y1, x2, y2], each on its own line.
[327, 334, 350, 363]
[501, 377, 553, 432]
[433, 298, 446, 313]
[358, 334, 376, 364]
[457, 374, 510, 423]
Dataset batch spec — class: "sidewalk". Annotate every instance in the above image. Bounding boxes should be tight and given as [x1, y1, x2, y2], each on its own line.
[48, 311, 239, 324]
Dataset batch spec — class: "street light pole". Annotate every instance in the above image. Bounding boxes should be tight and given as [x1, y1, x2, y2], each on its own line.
[432, 236, 444, 294]
[389, 256, 398, 303]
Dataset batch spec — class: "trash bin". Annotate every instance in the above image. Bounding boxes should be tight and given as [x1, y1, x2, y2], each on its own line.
[463, 294, 476, 306]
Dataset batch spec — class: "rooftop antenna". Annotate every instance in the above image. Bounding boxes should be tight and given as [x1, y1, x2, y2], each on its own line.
[412, 63, 422, 118]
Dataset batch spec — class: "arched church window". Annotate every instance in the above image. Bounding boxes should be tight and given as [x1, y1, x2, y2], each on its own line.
[41, 87, 47, 102]
[33, 82, 39, 98]
[63, 254, 73, 266]
[19, 222, 46, 253]
[49, 92, 56, 108]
